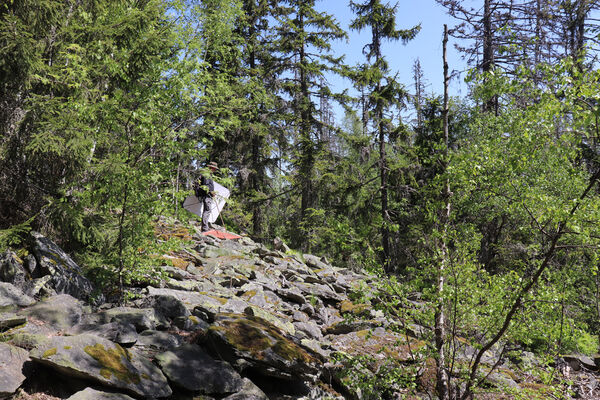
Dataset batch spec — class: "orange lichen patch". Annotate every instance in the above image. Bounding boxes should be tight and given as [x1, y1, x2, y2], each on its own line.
[170, 257, 189, 270]
[417, 357, 437, 394]
[331, 329, 426, 366]
[240, 290, 258, 300]
[154, 222, 192, 241]
[339, 299, 370, 316]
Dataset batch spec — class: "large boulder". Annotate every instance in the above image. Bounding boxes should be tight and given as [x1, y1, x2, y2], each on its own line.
[0, 250, 28, 288]
[18, 294, 84, 332]
[156, 343, 244, 394]
[0, 343, 30, 398]
[0, 282, 35, 308]
[205, 313, 321, 382]
[29, 334, 172, 398]
[99, 307, 169, 332]
[68, 322, 138, 346]
[29, 231, 94, 301]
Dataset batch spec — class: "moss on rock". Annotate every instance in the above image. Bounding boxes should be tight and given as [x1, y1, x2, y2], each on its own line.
[84, 343, 140, 384]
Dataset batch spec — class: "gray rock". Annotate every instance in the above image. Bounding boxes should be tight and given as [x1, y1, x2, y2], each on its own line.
[18, 294, 84, 331]
[314, 306, 343, 329]
[23, 254, 38, 276]
[273, 237, 290, 253]
[302, 254, 329, 270]
[293, 282, 343, 303]
[0, 282, 35, 307]
[29, 333, 172, 398]
[162, 266, 197, 281]
[146, 287, 225, 314]
[68, 322, 138, 346]
[0, 343, 29, 398]
[294, 321, 323, 340]
[100, 307, 169, 332]
[300, 339, 331, 360]
[165, 278, 201, 291]
[136, 330, 182, 350]
[292, 310, 309, 323]
[206, 313, 321, 382]
[244, 306, 295, 335]
[173, 314, 210, 331]
[563, 354, 598, 371]
[67, 388, 136, 400]
[0, 312, 26, 329]
[326, 319, 385, 335]
[276, 287, 306, 305]
[192, 295, 249, 321]
[487, 370, 519, 389]
[23, 275, 55, 298]
[222, 378, 268, 400]
[156, 343, 244, 394]
[300, 303, 315, 317]
[142, 293, 191, 319]
[29, 231, 95, 301]
[0, 250, 28, 288]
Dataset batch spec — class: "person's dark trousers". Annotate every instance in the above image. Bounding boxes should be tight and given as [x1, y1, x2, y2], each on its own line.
[202, 196, 213, 232]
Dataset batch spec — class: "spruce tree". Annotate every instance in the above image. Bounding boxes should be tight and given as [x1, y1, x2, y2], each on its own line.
[271, 0, 347, 250]
[349, 0, 419, 271]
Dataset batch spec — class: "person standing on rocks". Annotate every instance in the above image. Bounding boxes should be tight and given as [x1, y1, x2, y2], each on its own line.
[195, 161, 218, 232]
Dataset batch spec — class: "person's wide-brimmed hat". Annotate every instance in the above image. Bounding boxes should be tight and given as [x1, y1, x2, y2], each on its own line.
[207, 161, 218, 169]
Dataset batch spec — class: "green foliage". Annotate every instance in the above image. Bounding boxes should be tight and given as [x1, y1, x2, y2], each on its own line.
[0, 216, 32, 253]
[333, 352, 417, 400]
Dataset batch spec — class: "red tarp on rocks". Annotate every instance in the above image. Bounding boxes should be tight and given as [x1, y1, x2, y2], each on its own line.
[201, 230, 241, 240]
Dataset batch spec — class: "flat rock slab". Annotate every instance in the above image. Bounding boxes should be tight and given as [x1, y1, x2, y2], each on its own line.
[147, 287, 227, 313]
[136, 330, 182, 351]
[18, 294, 84, 331]
[100, 307, 169, 332]
[68, 322, 138, 346]
[0, 282, 35, 307]
[156, 343, 244, 394]
[0, 312, 26, 329]
[29, 333, 172, 398]
[207, 313, 320, 382]
[67, 387, 136, 400]
[0, 343, 30, 397]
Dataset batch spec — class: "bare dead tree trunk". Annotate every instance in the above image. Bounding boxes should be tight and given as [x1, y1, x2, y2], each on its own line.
[436, 24, 451, 400]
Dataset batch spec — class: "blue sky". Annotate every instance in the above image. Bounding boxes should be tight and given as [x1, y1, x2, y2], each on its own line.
[315, 0, 472, 122]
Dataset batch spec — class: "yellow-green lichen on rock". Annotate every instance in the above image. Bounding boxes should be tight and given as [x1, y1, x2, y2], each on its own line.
[84, 343, 140, 384]
[43, 347, 57, 358]
[210, 313, 316, 365]
[339, 299, 370, 316]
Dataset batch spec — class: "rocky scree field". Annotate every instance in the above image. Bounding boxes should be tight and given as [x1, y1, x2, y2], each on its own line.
[0, 218, 599, 399]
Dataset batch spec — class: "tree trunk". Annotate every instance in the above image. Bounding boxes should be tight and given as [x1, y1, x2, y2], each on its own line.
[436, 24, 451, 400]
[482, 0, 497, 114]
